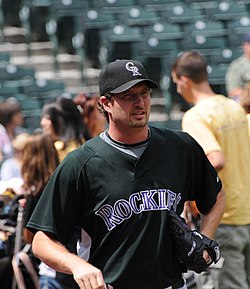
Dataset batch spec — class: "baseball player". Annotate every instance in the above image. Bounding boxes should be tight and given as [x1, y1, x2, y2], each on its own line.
[27, 59, 225, 289]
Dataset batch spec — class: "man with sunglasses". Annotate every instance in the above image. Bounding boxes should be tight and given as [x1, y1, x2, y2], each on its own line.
[27, 59, 225, 289]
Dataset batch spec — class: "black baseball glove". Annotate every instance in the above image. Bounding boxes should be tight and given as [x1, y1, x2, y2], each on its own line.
[168, 210, 221, 273]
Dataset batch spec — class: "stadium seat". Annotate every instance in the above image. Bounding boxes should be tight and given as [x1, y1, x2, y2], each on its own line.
[226, 16, 250, 46]
[184, 20, 227, 37]
[209, 47, 242, 64]
[83, 9, 117, 30]
[118, 6, 160, 27]
[143, 22, 184, 40]
[0, 84, 20, 99]
[99, 24, 145, 63]
[185, 0, 217, 9]
[204, 1, 249, 21]
[49, 0, 87, 18]
[207, 63, 228, 95]
[22, 78, 65, 104]
[93, 0, 136, 13]
[132, 37, 180, 63]
[160, 3, 205, 23]
[21, 97, 42, 131]
[0, 52, 10, 65]
[81, 9, 117, 68]
[0, 64, 35, 89]
[182, 35, 228, 56]
[137, 0, 185, 11]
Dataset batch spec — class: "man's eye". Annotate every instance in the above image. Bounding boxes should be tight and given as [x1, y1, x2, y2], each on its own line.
[122, 93, 133, 100]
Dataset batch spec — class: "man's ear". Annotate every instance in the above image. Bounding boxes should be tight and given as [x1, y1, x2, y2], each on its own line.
[180, 75, 189, 84]
[100, 96, 112, 113]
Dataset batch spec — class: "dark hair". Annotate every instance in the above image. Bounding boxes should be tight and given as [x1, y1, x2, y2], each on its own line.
[0, 102, 22, 126]
[172, 51, 208, 83]
[41, 96, 88, 144]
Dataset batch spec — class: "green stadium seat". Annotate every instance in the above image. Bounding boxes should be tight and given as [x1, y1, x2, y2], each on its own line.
[134, 37, 180, 57]
[0, 64, 35, 88]
[49, 0, 87, 18]
[22, 78, 65, 104]
[209, 47, 242, 64]
[0, 52, 10, 65]
[186, 0, 217, 9]
[83, 9, 117, 30]
[81, 9, 117, 68]
[184, 20, 227, 37]
[207, 63, 228, 95]
[226, 16, 250, 46]
[207, 63, 228, 85]
[182, 35, 227, 56]
[99, 24, 145, 63]
[21, 97, 41, 131]
[143, 21, 184, 39]
[137, 0, 185, 11]
[93, 0, 136, 13]
[204, 1, 249, 21]
[143, 22, 184, 40]
[118, 6, 160, 27]
[161, 3, 205, 23]
[0, 84, 20, 98]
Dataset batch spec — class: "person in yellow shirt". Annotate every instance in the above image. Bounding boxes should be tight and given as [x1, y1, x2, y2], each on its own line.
[240, 82, 250, 137]
[172, 51, 250, 289]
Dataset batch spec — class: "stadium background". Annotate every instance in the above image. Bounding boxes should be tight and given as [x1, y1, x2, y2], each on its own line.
[0, 0, 250, 131]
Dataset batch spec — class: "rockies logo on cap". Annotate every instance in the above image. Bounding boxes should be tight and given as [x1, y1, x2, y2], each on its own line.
[125, 61, 142, 76]
[99, 59, 158, 96]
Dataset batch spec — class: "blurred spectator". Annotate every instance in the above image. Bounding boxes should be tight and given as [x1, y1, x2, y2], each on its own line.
[225, 32, 250, 101]
[19, 131, 64, 288]
[40, 96, 90, 161]
[73, 92, 107, 137]
[20, 131, 79, 289]
[0, 101, 24, 164]
[240, 82, 250, 137]
[172, 50, 250, 289]
[0, 133, 29, 181]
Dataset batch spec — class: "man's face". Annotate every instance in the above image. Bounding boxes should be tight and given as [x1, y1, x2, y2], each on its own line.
[107, 82, 151, 130]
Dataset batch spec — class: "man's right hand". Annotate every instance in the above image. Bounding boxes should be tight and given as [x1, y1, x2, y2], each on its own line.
[72, 260, 107, 289]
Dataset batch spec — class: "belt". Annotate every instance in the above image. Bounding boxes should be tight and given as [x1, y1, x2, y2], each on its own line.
[165, 278, 185, 289]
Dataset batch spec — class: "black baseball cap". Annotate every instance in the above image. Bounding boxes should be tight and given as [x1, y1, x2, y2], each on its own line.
[99, 59, 158, 96]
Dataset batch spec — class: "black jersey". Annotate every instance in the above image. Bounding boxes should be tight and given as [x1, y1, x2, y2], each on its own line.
[27, 126, 222, 289]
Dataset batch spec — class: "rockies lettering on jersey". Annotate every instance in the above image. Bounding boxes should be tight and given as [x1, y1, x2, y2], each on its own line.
[95, 189, 181, 231]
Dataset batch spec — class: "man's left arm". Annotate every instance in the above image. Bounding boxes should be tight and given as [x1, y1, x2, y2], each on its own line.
[200, 187, 226, 239]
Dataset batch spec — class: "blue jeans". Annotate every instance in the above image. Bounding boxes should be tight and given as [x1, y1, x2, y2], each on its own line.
[39, 276, 63, 289]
